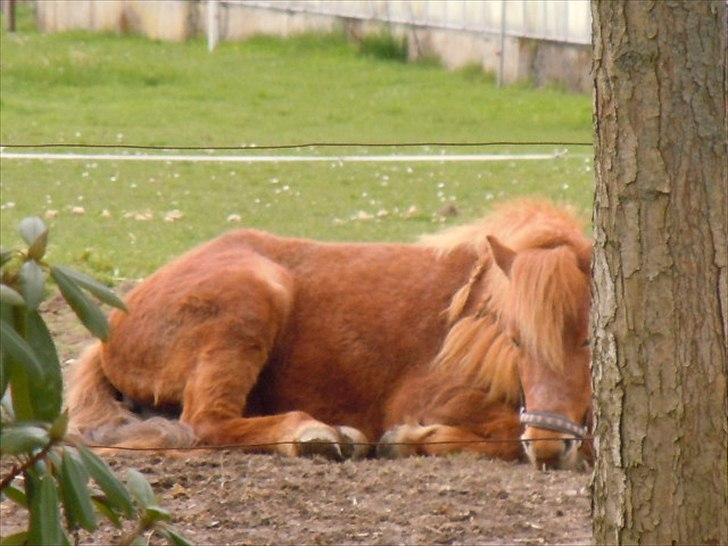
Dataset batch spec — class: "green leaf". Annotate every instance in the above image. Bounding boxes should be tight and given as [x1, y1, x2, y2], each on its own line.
[0, 347, 8, 399]
[31, 458, 48, 475]
[53, 266, 127, 311]
[0, 299, 12, 323]
[0, 249, 12, 269]
[0, 391, 13, 420]
[59, 450, 97, 531]
[126, 469, 156, 508]
[77, 444, 134, 517]
[1, 485, 28, 508]
[0, 319, 44, 383]
[24, 310, 62, 421]
[0, 285, 24, 307]
[0, 424, 49, 455]
[144, 504, 171, 523]
[64, 448, 89, 481]
[27, 229, 49, 261]
[0, 531, 28, 546]
[19, 261, 45, 310]
[91, 495, 123, 528]
[2, 310, 59, 421]
[46, 449, 62, 472]
[161, 527, 194, 546]
[0, 306, 12, 400]
[18, 217, 47, 248]
[50, 267, 109, 340]
[5, 354, 35, 421]
[49, 411, 70, 441]
[27, 471, 66, 546]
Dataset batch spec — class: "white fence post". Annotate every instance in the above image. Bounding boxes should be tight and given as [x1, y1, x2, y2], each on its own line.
[207, 0, 219, 52]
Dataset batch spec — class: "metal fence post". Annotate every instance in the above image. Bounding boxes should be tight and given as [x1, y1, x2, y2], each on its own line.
[207, 0, 219, 52]
[4, 0, 17, 32]
[497, 0, 506, 87]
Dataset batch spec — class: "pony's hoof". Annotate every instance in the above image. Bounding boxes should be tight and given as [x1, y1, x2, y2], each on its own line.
[296, 425, 343, 461]
[376, 427, 414, 459]
[376, 429, 400, 458]
[336, 426, 370, 460]
[377, 424, 440, 458]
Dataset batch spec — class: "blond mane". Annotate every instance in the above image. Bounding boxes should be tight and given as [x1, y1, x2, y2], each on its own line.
[425, 200, 591, 404]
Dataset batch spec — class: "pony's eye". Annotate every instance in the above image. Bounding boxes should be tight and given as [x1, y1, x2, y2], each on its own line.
[511, 337, 521, 348]
[581, 339, 591, 348]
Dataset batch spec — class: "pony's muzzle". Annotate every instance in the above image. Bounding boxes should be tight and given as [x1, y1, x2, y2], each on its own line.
[521, 427, 581, 470]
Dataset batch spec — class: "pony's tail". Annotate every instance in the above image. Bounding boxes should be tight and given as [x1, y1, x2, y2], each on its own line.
[67, 343, 197, 449]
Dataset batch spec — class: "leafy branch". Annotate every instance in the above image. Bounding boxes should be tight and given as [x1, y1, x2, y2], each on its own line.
[0, 216, 191, 546]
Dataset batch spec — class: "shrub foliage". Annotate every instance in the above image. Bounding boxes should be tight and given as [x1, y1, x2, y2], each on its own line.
[0, 217, 190, 545]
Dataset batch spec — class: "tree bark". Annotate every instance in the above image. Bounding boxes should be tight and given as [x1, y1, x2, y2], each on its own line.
[591, 1, 727, 545]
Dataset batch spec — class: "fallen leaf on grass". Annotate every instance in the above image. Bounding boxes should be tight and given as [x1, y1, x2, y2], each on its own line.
[123, 210, 153, 221]
[164, 209, 184, 222]
[403, 205, 419, 218]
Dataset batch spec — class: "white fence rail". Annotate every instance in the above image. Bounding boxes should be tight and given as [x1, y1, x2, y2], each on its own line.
[31, 0, 592, 90]
[209, 0, 591, 51]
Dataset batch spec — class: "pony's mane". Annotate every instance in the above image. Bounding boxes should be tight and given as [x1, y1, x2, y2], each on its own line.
[428, 314, 522, 405]
[426, 200, 591, 403]
[507, 246, 590, 372]
[419, 199, 586, 255]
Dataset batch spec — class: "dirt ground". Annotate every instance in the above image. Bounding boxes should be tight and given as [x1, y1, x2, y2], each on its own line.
[0, 294, 593, 545]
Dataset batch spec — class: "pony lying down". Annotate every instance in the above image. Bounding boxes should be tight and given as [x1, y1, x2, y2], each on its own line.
[68, 200, 593, 470]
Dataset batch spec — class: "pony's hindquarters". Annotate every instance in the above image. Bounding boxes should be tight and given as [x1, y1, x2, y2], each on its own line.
[67, 343, 197, 449]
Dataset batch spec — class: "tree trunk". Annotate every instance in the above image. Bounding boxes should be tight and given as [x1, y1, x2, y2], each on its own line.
[591, 1, 727, 544]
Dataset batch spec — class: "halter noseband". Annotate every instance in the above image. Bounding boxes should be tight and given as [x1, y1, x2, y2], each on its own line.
[519, 407, 588, 439]
[517, 385, 588, 439]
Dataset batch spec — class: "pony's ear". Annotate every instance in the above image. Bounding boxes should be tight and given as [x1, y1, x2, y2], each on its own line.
[487, 235, 516, 277]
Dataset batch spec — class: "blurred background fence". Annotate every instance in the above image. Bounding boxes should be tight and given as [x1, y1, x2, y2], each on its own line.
[21, 0, 592, 91]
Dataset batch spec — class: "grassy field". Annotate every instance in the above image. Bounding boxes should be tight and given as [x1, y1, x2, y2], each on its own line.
[0, 8, 593, 280]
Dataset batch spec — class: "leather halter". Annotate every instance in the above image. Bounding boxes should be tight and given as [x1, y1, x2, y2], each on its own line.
[519, 407, 588, 439]
[518, 387, 588, 439]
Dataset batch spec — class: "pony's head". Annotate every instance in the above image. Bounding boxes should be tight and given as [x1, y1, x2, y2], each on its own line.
[488, 234, 592, 470]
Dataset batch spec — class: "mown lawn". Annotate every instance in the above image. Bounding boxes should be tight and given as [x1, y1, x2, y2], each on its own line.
[0, 7, 593, 280]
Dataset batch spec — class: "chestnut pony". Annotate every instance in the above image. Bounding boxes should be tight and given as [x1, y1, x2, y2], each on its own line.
[68, 200, 592, 469]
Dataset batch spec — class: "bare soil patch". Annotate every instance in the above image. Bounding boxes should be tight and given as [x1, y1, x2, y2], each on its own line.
[1, 294, 592, 545]
[2, 453, 591, 545]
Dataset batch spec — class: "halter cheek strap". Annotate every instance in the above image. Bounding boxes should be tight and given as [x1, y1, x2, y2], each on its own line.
[519, 407, 588, 439]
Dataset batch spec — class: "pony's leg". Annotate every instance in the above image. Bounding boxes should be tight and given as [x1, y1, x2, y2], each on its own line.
[377, 407, 523, 461]
[377, 386, 523, 460]
[179, 332, 368, 459]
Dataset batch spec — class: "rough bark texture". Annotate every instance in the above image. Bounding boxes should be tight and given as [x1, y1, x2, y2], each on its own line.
[591, 1, 727, 545]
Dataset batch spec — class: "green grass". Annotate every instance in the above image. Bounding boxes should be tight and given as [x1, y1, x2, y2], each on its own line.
[357, 31, 409, 62]
[0, 9, 593, 280]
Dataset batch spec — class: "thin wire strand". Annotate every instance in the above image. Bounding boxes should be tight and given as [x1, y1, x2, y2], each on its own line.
[0, 140, 593, 151]
[86, 436, 594, 452]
